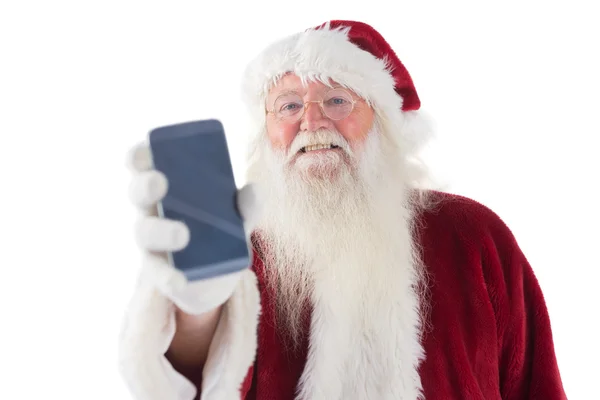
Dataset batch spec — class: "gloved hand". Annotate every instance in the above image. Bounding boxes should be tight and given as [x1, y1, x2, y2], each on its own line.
[118, 141, 261, 400]
[126, 141, 258, 314]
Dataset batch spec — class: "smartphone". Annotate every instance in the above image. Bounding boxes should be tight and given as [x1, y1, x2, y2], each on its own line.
[148, 119, 250, 281]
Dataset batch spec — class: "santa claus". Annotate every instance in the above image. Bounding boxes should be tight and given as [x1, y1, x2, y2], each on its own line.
[118, 20, 567, 400]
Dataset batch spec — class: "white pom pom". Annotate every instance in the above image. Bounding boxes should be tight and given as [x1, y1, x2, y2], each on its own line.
[400, 110, 436, 154]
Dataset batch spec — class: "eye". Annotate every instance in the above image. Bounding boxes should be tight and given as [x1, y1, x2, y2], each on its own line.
[278, 102, 304, 116]
[280, 102, 301, 111]
[325, 97, 349, 106]
[272, 91, 305, 117]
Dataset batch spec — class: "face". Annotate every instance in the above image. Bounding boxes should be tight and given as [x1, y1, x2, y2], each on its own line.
[265, 74, 375, 179]
[249, 75, 419, 345]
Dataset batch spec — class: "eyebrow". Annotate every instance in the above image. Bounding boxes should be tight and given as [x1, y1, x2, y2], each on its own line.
[272, 85, 348, 97]
[275, 89, 302, 97]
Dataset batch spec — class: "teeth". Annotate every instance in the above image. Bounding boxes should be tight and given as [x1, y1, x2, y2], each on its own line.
[303, 144, 334, 152]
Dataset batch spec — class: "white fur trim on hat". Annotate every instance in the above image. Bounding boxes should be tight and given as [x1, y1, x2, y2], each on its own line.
[241, 22, 433, 156]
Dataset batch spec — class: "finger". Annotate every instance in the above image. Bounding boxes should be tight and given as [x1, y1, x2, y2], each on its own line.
[236, 183, 264, 228]
[144, 253, 244, 315]
[175, 270, 243, 314]
[236, 183, 259, 220]
[126, 142, 153, 173]
[141, 252, 188, 296]
[129, 170, 168, 210]
[135, 216, 190, 252]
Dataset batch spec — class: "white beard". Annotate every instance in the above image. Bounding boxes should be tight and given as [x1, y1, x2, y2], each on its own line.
[246, 121, 429, 399]
[246, 122, 425, 345]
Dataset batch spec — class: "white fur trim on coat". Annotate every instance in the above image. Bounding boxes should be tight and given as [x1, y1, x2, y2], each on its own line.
[118, 269, 260, 400]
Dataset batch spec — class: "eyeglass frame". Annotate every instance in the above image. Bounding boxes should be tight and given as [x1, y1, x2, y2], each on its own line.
[266, 87, 359, 122]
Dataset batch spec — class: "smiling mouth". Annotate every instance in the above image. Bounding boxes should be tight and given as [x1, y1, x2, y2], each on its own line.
[299, 144, 340, 153]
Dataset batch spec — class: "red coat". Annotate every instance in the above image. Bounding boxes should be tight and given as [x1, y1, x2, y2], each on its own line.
[231, 191, 566, 399]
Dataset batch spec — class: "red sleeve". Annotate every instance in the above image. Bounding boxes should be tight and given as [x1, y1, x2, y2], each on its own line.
[240, 365, 254, 398]
[479, 206, 567, 399]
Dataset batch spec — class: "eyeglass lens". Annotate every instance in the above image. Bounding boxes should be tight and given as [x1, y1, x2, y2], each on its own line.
[272, 89, 354, 121]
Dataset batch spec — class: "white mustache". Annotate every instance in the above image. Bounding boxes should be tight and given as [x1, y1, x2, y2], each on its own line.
[287, 129, 353, 158]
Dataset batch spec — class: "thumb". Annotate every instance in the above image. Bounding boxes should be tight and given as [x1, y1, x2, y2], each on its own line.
[236, 183, 263, 226]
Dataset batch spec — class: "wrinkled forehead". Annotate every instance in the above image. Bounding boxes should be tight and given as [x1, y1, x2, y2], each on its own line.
[267, 72, 362, 102]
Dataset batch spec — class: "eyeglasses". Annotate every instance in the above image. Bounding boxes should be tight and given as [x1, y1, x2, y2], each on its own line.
[267, 88, 357, 123]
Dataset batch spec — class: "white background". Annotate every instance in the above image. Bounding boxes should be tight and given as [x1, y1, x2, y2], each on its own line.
[1, 0, 598, 398]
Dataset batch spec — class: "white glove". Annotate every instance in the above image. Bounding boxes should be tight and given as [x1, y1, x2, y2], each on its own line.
[118, 141, 260, 400]
[127, 141, 259, 313]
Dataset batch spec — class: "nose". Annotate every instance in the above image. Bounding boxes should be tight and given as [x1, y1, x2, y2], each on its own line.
[300, 101, 332, 132]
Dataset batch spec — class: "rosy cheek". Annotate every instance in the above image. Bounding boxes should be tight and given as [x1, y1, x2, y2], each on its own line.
[267, 121, 298, 150]
[336, 121, 365, 147]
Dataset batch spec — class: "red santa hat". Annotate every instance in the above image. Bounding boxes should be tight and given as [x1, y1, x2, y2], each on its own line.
[241, 20, 433, 155]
